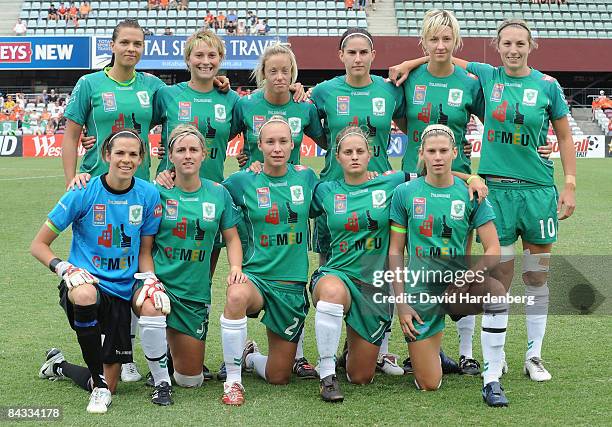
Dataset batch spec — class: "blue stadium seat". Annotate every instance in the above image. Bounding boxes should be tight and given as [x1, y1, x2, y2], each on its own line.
[278, 10, 287, 18]
[288, 27, 298, 35]
[297, 18, 307, 28]
[98, 10, 108, 18]
[177, 9, 187, 17]
[327, 10, 336, 18]
[288, 10, 296, 18]
[118, 10, 128, 18]
[30, 10, 39, 19]
[317, 10, 326, 18]
[268, 9, 277, 18]
[188, 10, 197, 18]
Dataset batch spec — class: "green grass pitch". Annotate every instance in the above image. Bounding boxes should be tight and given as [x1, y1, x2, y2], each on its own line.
[0, 156, 610, 425]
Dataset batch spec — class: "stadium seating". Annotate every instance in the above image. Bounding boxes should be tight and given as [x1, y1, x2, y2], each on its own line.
[20, 0, 367, 36]
[394, 0, 612, 38]
[593, 108, 611, 134]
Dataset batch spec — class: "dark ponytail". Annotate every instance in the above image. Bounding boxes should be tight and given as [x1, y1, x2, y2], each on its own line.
[108, 18, 144, 68]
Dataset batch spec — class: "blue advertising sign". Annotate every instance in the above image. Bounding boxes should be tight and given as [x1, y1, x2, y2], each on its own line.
[92, 35, 287, 70]
[315, 133, 407, 157]
[0, 37, 91, 69]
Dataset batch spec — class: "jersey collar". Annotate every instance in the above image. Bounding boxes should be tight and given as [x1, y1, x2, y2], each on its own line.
[104, 67, 137, 87]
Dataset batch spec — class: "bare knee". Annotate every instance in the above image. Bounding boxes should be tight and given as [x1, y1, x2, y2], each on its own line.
[267, 372, 291, 385]
[414, 374, 442, 391]
[69, 284, 97, 306]
[316, 281, 347, 305]
[347, 370, 374, 385]
[225, 285, 250, 310]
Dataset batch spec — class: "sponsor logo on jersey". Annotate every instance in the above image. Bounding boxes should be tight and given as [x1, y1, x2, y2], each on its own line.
[440, 215, 453, 242]
[93, 204, 106, 226]
[214, 104, 226, 122]
[257, 187, 271, 208]
[371, 190, 386, 208]
[129, 205, 143, 225]
[448, 89, 463, 107]
[522, 89, 538, 107]
[154, 204, 162, 217]
[334, 194, 347, 214]
[492, 100, 508, 123]
[178, 102, 191, 121]
[467, 72, 478, 80]
[102, 92, 117, 112]
[419, 215, 433, 237]
[136, 91, 150, 107]
[451, 200, 465, 220]
[491, 83, 504, 102]
[202, 202, 216, 221]
[290, 185, 304, 204]
[165, 199, 178, 220]
[253, 115, 266, 135]
[97, 223, 132, 248]
[413, 197, 426, 219]
[372, 98, 386, 116]
[288, 117, 302, 135]
[413, 85, 427, 105]
[294, 165, 308, 171]
[337, 96, 350, 115]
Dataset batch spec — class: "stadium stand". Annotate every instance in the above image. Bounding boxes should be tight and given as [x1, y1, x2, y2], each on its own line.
[394, 1, 612, 38]
[19, 0, 367, 36]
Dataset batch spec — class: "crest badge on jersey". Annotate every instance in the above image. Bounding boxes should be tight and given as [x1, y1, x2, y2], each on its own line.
[253, 115, 266, 135]
[102, 92, 117, 112]
[337, 96, 350, 115]
[93, 204, 106, 226]
[288, 117, 302, 135]
[451, 200, 465, 220]
[202, 202, 216, 221]
[136, 91, 150, 108]
[413, 85, 427, 105]
[334, 194, 347, 214]
[165, 199, 178, 220]
[178, 102, 192, 121]
[372, 98, 386, 116]
[371, 190, 386, 208]
[290, 185, 304, 204]
[257, 187, 271, 208]
[214, 104, 226, 122]
[129, 205, 143, 225]
[448, 89, 463, 107]
[154, 204, 162, 218]
[491, 83, 505, 102]
[413, 197, 426, 219]
[522, 89, 538, 107]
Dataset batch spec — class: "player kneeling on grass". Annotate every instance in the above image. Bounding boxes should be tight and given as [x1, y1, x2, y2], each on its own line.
[388, 125, 509, 407]
[309, 126, 418, 403]
[31, 130, 162, 414]
[135, 125, 244, 405]
[219, 116, 319, 405]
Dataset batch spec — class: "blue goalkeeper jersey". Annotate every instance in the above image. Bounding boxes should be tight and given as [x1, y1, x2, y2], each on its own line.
[48, 175, 162, 300]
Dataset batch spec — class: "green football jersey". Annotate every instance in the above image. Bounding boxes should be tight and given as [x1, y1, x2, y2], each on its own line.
[154, 83, 240, 183]
[401, 64, 484, 174]
[390, 176, 495, 289]
[467, 63, 569, 186]
[223, 165, 318, 282]
[153, 179, 241, 303]
[310, 75, 405, 181]
[64, 70, 165, 180]
[231, 90, 324, 168]
[310, 171, 407, 284]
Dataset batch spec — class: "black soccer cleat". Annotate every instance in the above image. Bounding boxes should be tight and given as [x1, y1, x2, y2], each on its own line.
[203, 364, 214, 381]
[320, 374, 344, 403]
[402, 357, 413, 375]
[440, 349, 461, 374]
[459, 356, 481, 376]
[151, 381, 173, 406]
[482, 381, 509, 407]
[293, 357, 318, 379]
[145, 371, 155, 387]
[217, 362, 227, 381]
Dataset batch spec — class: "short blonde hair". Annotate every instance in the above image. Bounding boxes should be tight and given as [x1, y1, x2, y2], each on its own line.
[494, 18, 538, 50]
[420, 9, 463, 53]
[168, 124, 206, 153]
[250, 43, 298, 88]
[184, 29, 225, 66]
[417, 124, 456, 174]
[335, 125, 369, 156]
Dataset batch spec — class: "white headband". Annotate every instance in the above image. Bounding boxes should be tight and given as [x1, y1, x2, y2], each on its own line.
[258, 117, 291, 138]
[340, 32, 374, 50]
[336, 131, 369, 155]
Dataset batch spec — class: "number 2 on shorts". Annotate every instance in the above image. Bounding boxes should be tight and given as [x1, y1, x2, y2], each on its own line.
[284, 317, 299, 336]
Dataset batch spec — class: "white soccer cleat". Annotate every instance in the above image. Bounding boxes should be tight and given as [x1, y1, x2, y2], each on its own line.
[121, 362, 142, 382]
[502, 359, 509, 375]
[39, 348, 65, 380]
[376, 354, 405, 376]
[86, 387, 112, 414]
[524, 357, 552, 382]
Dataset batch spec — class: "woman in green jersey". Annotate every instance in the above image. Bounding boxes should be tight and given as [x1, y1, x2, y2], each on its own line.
[219, 116, 319, 406]
[232, 43, 327, 169]
[389, 124, 510, 407]
[137, 124, 244, 405]
[62, 19, 165, 185]
[310, 125, 415, 402]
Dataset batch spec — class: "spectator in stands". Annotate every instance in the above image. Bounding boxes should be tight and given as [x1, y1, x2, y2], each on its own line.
[148, 0, 159, 11]
[264, 18, 270, 34]
[608, 119, 612, 136]
[254, 18, 267, 35]
[178, 0, 188, 10]
[79, 1, 91, 19]
[358, 0, 366, 11]
[48, 3, 59, 20]
[369, 0, 376, 11]
[227, 9, 237, 23]
[69, 2, 78, 20]
[237, 20, 246, 35]
[246, 11, 257, 33]
[226, 20, 236, 34]
[204, 10, 215, 28]
[58, 2, 68, 20]
[160, 0, 169, 11]
[48, 89, 59, 103]
[13, 18, 27, 36]
[144, 27, 154, 35]
[344, 0, 354, 11]
[15, 92, 26, 108]
[4, 96, 15, 110]
[163, 26, 173, 35]
[0, 109, 9, 122]
[217, 11, 226, 29]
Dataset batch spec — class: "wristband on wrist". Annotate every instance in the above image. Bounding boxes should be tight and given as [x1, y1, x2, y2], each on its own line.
[466, 175, 481, 185]
[48, 257, 62, 273]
